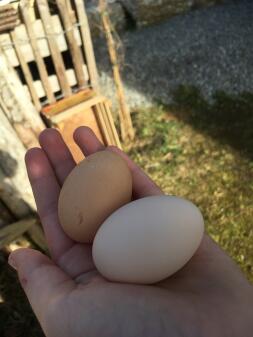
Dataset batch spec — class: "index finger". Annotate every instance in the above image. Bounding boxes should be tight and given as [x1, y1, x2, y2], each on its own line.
[25, 147, 73, 260]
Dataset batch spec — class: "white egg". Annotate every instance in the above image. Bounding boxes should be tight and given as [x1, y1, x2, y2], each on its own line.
[92, 195, 204, 284]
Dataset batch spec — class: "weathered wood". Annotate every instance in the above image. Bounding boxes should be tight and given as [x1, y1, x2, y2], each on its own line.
[42, 94, 121, 160]
[0, 50, 44, 148]
[0, 9, 16, 19]
[42, 88, 95, 116]
[20, 1, 56, 104]
[0, 15, 82, 67]
[0, 105, 35, 217]
[0, 14, 18, 25]
[0, 4, 15, 12]
[75, 0, 99, 90]
[50, 95, 107, 123]
[99, 0, 134, 141]
[104, 100, 122, 148]
[0, 20, 20, 33]
[22, 65, 89, 100]
[99, 100, 114, 145]
[0, 95, 39, 151]
[0, 217, 36, 249]
[37, 0, 72, 97]
[93, 104, 110, 145]
[56, 0, 86, 88]
[10, 30, 41, 111]
[65, 0, 76, 25]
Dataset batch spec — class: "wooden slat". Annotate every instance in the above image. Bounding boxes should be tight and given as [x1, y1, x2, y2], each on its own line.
[75, 0, 99, 90]
[0, 19, 20, 33]
[0, 4, 15, 12]
[10, 30, 41, 111]
[42, 89, 95, 116]
[0, 217, 36, 249]
[37, 0, 72, 97]
[56, 0, 86, 88]
[93, 104, 110, 145]
[50, 95, 106, 123]
[0, 9, 17, 19]
[66, 0, 77, 24]
[0, 14, 18, 25]
[23, 64, 89, 99]
[103, 100, 122, 148]
[20, 1, 56, 104]
[0, 49, 44, 139]
[0, 15, 82, 67]
[0, 104, 35, 217]
[0, 94, 39, 148]
[98, 102, 114, 145]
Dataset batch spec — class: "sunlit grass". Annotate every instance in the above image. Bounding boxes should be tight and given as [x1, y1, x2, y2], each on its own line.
[126, 88, 253, 282]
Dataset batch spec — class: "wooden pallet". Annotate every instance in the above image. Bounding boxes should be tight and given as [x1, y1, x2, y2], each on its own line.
[0, 0, 99, 110]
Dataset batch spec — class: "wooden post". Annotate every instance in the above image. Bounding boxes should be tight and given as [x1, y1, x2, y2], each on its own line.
[99, 0, 134, 142]
[75, 0, 99, 90]
[0, 105, 35, 217]
[0, 51, 45, 148]
[56, 0, 86, 89]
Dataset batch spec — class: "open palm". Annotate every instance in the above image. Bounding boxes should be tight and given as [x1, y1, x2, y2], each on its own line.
[9, 127, 253, 337]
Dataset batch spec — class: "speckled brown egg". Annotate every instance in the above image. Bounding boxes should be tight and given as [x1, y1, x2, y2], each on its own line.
[58, 150, 132, 243]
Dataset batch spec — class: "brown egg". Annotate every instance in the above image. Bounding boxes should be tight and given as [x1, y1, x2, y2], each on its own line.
[58, 150, 132, 243]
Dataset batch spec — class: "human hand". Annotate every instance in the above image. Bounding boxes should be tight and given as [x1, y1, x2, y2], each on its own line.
[8, 127, 253, 337]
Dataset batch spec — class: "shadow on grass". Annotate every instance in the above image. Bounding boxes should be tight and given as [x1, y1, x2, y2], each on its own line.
[167, 85, 253, 160]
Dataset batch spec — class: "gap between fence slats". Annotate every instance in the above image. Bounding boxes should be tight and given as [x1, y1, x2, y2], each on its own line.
[20, 1, 56, 104]
[23, 64, 89, 100]
[37, 0, 72, 97]
[75, 0, 98, 90]
[0, 15, 82, 67]
[56, 0, 86, 88]
[10, 29, 41, 111]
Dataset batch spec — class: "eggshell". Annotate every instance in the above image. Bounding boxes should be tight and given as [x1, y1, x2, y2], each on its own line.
[58, 150, 132, 243]
[92, 195, 204, 284]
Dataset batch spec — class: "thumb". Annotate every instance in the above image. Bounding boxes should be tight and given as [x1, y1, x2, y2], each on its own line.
[8, 248, 75, 323]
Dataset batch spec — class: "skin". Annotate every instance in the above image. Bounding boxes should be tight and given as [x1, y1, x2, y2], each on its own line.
[8, 126, 253, 337]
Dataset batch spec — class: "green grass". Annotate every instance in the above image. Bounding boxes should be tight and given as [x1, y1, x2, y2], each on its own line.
[126, 86, 253, 282]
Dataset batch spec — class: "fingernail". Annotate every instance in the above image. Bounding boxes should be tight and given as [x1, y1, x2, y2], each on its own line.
[8, 255, 17, 270]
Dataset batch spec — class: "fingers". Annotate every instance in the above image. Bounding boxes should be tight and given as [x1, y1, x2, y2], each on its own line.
[74, 126, 105, 156]
[8, 248, 74, 327]
[25, 148, 73, 260]
[39, 129, 76, 185]
[108, 146, 163, 199]
[73, 127, 163, 198]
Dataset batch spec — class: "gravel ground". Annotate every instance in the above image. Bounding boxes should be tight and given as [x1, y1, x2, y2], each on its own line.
[94, 0, 253, 109]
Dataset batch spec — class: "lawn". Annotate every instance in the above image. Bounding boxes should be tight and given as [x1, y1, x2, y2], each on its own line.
[127, 85, 253, 283]
[0, 86, 252, 336]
